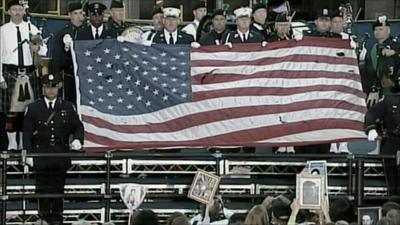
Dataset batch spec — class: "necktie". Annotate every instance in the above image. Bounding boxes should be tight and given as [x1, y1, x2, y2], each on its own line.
[49, 102, 53, 110]
[169, 33, 174, 45]
[242, 33, 246, 43]
[16, 26, 24, 68]
[95, 28, 99, 39]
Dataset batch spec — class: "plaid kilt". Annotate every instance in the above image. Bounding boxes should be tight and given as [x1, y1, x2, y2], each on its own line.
[0, 69, 42, 113]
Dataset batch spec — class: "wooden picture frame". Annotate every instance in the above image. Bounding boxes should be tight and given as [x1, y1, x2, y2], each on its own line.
[188, 169, 221, 204]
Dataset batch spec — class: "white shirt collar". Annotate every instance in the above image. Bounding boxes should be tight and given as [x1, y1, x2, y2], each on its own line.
[163, 29, 178, 44]
[44, 97, 57, 109]
[91, 24, 104, 39]
[237, 30, 250, 41]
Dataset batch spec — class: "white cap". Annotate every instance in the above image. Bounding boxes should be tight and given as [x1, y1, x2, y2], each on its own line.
[234, 7, 252, 18]
[163, 7, 180, 18]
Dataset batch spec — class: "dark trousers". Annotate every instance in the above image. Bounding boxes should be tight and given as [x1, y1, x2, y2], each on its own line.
[0, 112, 7, 150]
[34, 157, 70, 225]
[62, 72, 76, 105]
[381, 136, 400, 196]
[295, 143, 331, 154]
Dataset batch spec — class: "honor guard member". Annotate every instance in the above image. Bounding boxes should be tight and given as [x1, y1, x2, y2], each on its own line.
[267, 13, 291, 42]
[52, 2, 84, 104]
[365, 94, 400, 196]
[1, 0, 48, 150]
[182, 1, 207, 41]
[106, 0, 128, 38]
[199, 9, 228, 46]
[224, 7, 265, 44]
[251, 3, 270, 39]
[23, 74, 84, 225]
[364, 15, 400, 107]
[77, 2, 110, 40]
[152, 7, 194, 45]
[304, 9, 341, 39]
[142, 7, 164, 41]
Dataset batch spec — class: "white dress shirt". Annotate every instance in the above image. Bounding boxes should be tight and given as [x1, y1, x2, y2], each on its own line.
[91, 25, 104, 39]
[163, 29, 178, 44]
[237, 30, 250, 42]
[44, 97, 57, 109]
[0, 20, 47, 66]
[182, 20, 199, 40]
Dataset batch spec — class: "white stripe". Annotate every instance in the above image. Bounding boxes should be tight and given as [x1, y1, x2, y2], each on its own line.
[80, 91, 366, 125]
[84, 140, 104, 148]
[83, 108, 365, 142]
[191, 46, 357, 62]
[191, 61, 360, 76]
[192, 77, 363, 92]
[256, 129, 366, 143]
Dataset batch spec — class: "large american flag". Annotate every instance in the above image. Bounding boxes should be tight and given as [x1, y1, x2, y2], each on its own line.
[72, 37, 367, 151]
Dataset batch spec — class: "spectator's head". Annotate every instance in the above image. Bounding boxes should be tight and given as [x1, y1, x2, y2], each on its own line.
[211, 9, 226, 33]
[162, 7, 180, 33]
[110, 0, 125, 24]
[252, 3, 267, 25]
[166, 212, 189, 225]
[244, 205, 269, 225]
[228, 213, 246, 225]
[314, 8, 331, 33]
[372, 15, 390, 42]
[386, 209, 400, 225]
[151, 7, 164, 31]
[362, 214, 374, 225]
[132, 210, 159, 225]
[335, 220, 350, 225]
[330, 11, 344, 34]
[88, 2, 106, 28]
[270, 200, 291, 225]
[375, 218, 391, 225]
[192, 1, 207, 21]
[274, 14, 290, 37]
[329, 197, 356, 223]
[200, 197, 224, 222]
[234, 7, 252, 33]
[382, 201, 400, 216]
[7, 0, 25, 24]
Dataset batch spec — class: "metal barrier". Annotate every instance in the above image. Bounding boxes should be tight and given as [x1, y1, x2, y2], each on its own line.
[0, 151, 397, 224]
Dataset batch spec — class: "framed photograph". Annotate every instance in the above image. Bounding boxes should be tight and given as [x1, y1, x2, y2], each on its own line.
[358, 207, 382, 225]
[188, 169, 221, 204]
[307, 160, 327, 176]
[296, 173, 325, 209]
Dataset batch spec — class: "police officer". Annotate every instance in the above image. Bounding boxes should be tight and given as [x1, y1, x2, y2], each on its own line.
[142, 7, 164, 41]
[182, 1, 207, 41]
[23, 74, 84, 225]
[304, 9, 341, 39]
[199, 9, 228, 46]
[224, 7, 265, 44]
[1, 0, 48, 150]
[106, 0, 129, 38]
[152, 7, 194, 45]
[52, 2, 84, 104]
[364, 15, 400, 107]
[365, 94, 400, 196]
[77, 2, 110, 40]
[267, 13, 291, 42]
[251, 3, 270, 39]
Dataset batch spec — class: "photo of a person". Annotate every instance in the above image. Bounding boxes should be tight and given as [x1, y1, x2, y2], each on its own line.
[358, 207, 381, 225]
[362, 214, 374, 225]
[296, 173, 324, 209]
[188, 170, 221, 204]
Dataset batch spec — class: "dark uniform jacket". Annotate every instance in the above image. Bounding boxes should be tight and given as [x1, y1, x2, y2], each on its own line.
[363, 37, 400, 94]
[23, 98, 84, 167]
[105, 18, 129, 38]
[76, 24, 113, 40]
[267, 33, 291, 42]
[223, 29, 265, 44]
[304, 29, 342, 39]
[199, 29, 229, 46]
[365, 94, 400, 136]
[251, 22, 272, 40]
[152, 29, 194, 45]
[52, 22, 82, 76]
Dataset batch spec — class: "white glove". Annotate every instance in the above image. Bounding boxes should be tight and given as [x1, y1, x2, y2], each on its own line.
[225, 42, 233, 49]
[366, 91, 380, 107]
[294, 34, 303, 41]
[368, 129, 379, 141]
[117, 36, 125, 42]
[261, 41, 268, 47]
[70, 139, 82, 151]
[0, 81, 7, 89]
[191, 42, 201, 48]
[26, 157, 33, 167]
[63, 34, 73, 51]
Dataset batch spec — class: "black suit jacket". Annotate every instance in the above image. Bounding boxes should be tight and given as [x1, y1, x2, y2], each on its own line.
[152, 29, 194, 45]
[76, 24, 113, 40]
[223, 30, 265, 44]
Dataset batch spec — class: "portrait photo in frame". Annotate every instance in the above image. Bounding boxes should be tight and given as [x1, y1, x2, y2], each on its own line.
[357, 207, 382, 225]
[188, 169, 221, 204]
[296, 173, 325, 209]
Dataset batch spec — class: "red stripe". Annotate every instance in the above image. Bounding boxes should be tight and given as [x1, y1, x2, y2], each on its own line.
[191, 37, 352, 53]
[191, 55, 358, 68]
[192, 70, 361, 85]
[82, 99, 366, 133]
[193, 85, 366, 101]
[84, 119, 364, 151]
